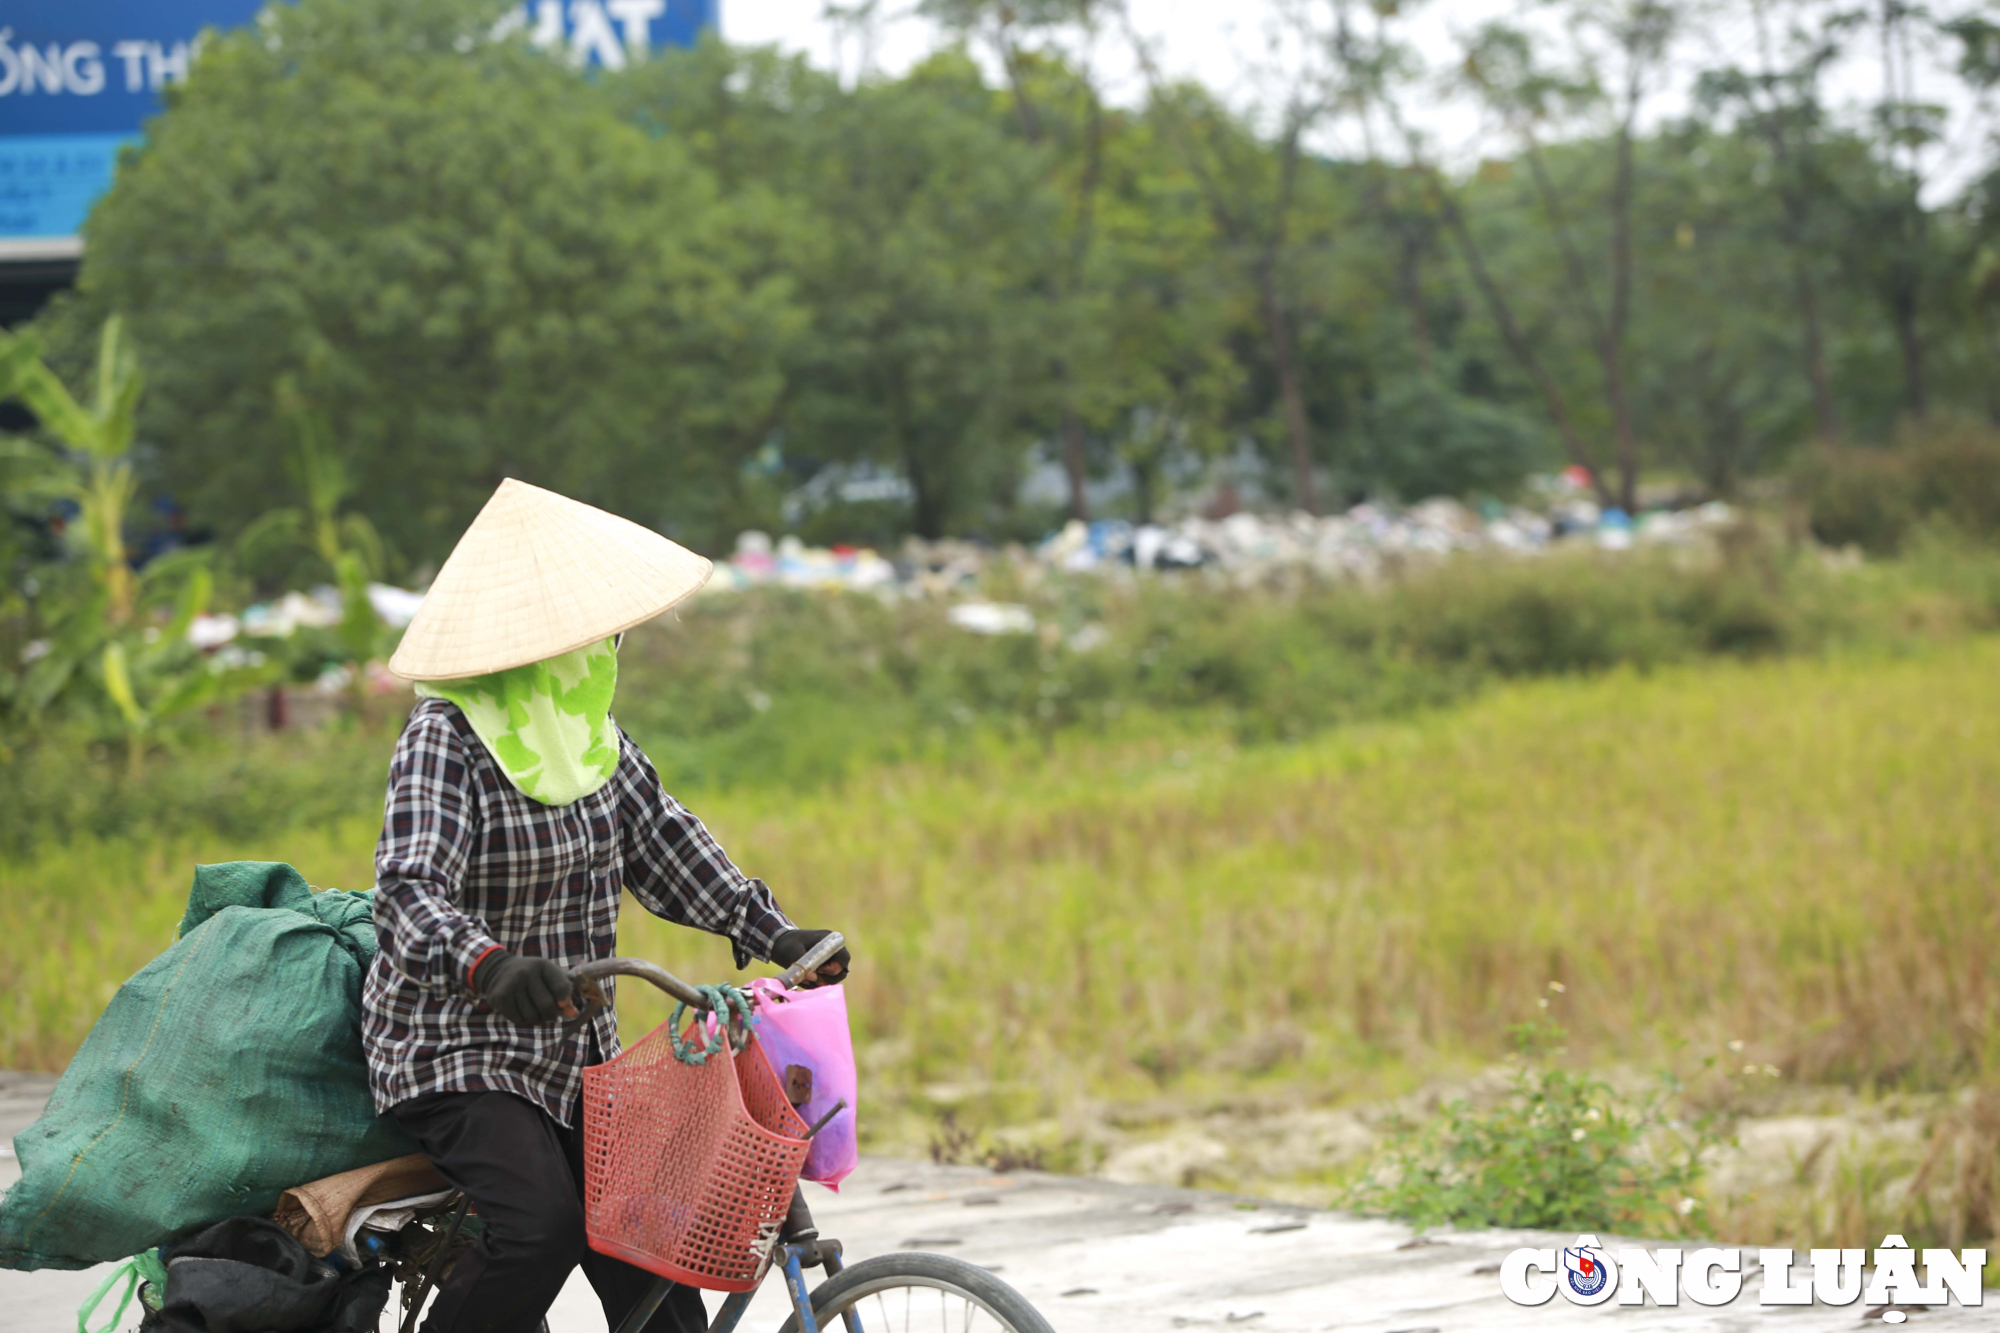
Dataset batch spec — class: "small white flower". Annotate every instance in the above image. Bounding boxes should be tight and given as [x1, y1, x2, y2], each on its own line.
[1762, 1064, 1781, 1078]
[1547, 981, 1566, 993]
[1678, 1197, 1697, 1216]
[1537, 998, 1550, 1009]
[1586, 1107, 1601, 1121]
[1727, 1039, 1745, 1052]
[1571, 1127, 1588, 1141]
[1743, 1064, 1758, 1076]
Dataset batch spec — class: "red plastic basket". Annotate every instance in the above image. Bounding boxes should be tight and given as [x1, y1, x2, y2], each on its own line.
[580, 1018, 810, 1291]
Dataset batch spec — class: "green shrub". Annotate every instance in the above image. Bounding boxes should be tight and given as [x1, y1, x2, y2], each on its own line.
[1348, 1015, 1725, 1234]
[1907, 415, 2000, 538]
[0, 718, 396, 860]
[1796, 415, 2000, 553]
[1, 538, 1992, 861]
[1795, 446, 1920, 553]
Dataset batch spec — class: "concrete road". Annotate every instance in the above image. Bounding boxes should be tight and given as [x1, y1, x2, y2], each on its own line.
[1, 1071, 1985, 1331]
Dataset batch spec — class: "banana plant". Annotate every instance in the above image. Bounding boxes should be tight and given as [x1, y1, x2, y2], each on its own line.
[235, 378, 389, 679]
[4, 318, 142, 622]
[0, 319, 262, 768]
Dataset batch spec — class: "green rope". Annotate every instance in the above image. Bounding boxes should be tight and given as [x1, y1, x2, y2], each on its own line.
[78, 1248, 168, 1333]
[669, 984, 758, 1065]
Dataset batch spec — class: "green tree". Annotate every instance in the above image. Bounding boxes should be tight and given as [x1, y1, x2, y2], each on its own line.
[1457, 2, 1680, 514]
[799, 57, 1062, 536]
[1693, 0, 1855, 447]
[46, 0, 799, 563]
[624, 45, 1062, 537]
[924, 1, 1118, 521]
[1122, 6, 1341, 513]
[1088, 111, 1245, 520]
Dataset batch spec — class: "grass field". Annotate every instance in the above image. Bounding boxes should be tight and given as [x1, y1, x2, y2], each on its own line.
[7, 638, 1995, 1112]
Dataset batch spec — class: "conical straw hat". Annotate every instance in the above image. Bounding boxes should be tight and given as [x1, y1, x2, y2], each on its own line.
[387, 479, 711, 681]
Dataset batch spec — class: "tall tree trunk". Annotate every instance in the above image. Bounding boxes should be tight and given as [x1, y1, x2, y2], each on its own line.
[1519, 133, 1634, 510]
[1876, 0, 1929, 421]
[1432, 183, 1616, 509]
[997, 27, 1107, 522]
[1122, 15, 1319, 513]
[906, 449, 947, 540]
[1792, 257, 1841, 444]
[1258, 267, 1318, 515]
[1340, 12, 1431, 377]
[1747, 0, 1842, 447]
[1893, 281, 1927, 418]
[1396, 224, 1435, 375]
[1981, 317, 2000, 426]
[1605, 119, 1639, 514]
[899, 378, 947, 537]
[1060, 408, 1090, 521]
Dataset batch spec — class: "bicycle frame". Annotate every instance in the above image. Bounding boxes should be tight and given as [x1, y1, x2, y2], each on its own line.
[614, 1197, 862, 1333]
[704, 1242, 843, 1333]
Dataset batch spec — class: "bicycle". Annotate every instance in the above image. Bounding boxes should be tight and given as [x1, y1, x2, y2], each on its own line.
[381, 934, 1054, 1333]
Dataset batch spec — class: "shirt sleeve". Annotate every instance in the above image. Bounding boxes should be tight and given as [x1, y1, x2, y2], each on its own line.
[372, 706, 501, 995]
[614, 727, 794, 968]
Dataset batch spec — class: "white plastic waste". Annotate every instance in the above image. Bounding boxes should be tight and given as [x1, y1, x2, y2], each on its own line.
[947, 602, 1036, 635]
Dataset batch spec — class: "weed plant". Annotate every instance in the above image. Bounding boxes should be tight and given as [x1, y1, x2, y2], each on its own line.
[1348, 1013, 1724, 1234]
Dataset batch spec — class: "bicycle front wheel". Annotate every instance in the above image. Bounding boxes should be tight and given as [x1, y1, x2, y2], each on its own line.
[783, 1252, 1055, 1333]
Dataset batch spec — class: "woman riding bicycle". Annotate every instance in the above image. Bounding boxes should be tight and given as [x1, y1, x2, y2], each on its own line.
[361, 479, 850, 1333]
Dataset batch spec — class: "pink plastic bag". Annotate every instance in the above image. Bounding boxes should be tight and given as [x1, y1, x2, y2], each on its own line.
[749, 977, 859, 1189]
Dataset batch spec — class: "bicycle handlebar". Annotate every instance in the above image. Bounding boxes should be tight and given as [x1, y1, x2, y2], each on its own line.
[569, 957, 708, 1009]
[775, 931, 848, 990]
[564, 931, 846, 1014]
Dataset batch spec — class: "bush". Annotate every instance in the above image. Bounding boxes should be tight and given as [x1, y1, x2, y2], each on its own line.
[1797, 415, 2000, 553]
[1363, 381, 1551, 501]
[611, 546, 1825, 769]
[1348, 1015, 1725, 1235]
[1, 536, 1990, 862]
[1907, 416, 2000, 538]
[0, 717, 397, 861]
[1795, 446, 1920, 552]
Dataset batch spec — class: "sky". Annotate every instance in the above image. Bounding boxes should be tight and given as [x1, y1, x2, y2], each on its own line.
[719, 0, 1988, 198]
[721, 0, 1505, 154]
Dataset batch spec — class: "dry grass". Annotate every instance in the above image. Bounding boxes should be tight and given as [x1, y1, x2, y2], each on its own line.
[618, 637, 2000, 1106]
[5, 640, 1996, 1139]
[1697, 1080, 2000, 1250]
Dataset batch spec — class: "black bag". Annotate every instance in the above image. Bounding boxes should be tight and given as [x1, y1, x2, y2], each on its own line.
[141, 1217, 391, 1333]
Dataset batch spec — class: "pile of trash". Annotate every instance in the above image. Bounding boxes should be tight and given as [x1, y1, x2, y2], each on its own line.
[1034, 497, 1736, 578]
[702, 494, 1739, 597]
[187, 584, 425, 655]
[703, 531, 902, 593]
[173, 487, 1741, 656]
[179, 584, 427, 692]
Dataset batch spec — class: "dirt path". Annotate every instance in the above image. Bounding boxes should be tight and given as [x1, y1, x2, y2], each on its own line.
[2, 1074, 1984, 1330]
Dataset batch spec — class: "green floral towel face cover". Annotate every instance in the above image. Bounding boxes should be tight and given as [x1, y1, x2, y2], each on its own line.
[416, 637, 620, 806]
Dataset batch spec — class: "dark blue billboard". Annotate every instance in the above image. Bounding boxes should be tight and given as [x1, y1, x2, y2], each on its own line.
[0, 1, 718, 243]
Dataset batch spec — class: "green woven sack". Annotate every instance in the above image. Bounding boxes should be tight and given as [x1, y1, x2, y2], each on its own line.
[0, 861, 417, 1270]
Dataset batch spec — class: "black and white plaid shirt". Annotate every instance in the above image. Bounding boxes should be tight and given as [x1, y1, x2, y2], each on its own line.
[362, 697, 793, 1125]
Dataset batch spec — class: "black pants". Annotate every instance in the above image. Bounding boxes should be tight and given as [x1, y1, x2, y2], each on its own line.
[391, 1088, 706, 1333]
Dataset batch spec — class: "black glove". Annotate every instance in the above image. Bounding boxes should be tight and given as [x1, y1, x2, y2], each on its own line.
[473, 950, 577, 1024]
[770, 929, 851, 986]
